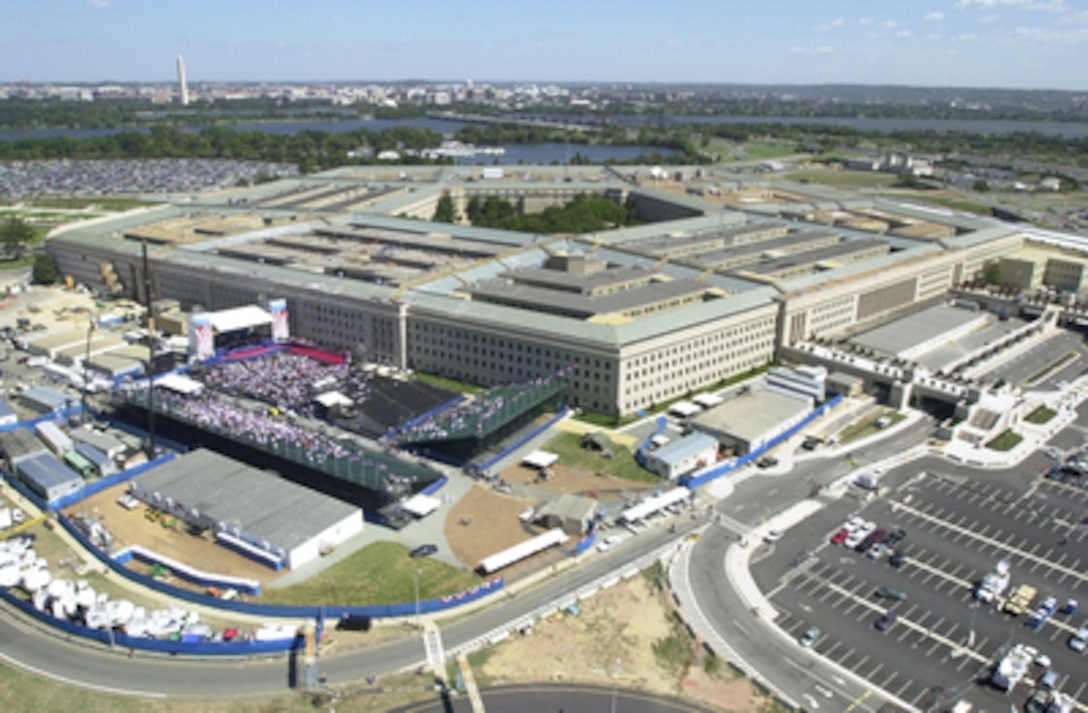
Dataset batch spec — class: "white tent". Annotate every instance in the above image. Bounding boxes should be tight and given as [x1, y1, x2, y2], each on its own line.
[478, 528, 568, 574]
[207, 305, 273, 334]
[315, 391, 353, 408]
[401, 493, 441, 518]
[522, 450, 559, 469]
[155, 373, 204, 396]
[668, 401, 701, 418]
[620, 487, 691, 523]
[693, 393, 724, 408]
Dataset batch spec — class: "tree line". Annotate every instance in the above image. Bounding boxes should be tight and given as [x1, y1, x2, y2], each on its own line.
[438, 194, 641, 234]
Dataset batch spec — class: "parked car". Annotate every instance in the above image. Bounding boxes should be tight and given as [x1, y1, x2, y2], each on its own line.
[830, 528, 849, 545]
[884, 529, 906, 547]
[1046, 447, 1062, 459]
[868, 543, 890, 560]
[876, 587, 907, 601]
[1069, 625, 1088, 653]
[410, 544, 438, 558]
[889, 549, 907, 567]
[764, 529, 785, 543]
[874, 611, 899, 632]
[799, 626, 821, 648]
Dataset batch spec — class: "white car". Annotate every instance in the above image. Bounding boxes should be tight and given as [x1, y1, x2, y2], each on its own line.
[844, 531, 867, 549]
[764, 529, 785, 543]
[1070, 626, 1088, 653]
[844, 516, 865, 533]
[597, 535, 624, 553]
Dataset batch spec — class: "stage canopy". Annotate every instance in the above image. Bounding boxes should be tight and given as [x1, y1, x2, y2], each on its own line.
[401, 493, 441, 518]
[208, 305, 273, 333]
[155, 372, 204, 396]
[315, 391, 353, 408]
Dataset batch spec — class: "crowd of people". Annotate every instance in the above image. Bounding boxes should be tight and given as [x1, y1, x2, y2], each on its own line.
[397, 368, 572, 443]
[203, 352, 353, 413]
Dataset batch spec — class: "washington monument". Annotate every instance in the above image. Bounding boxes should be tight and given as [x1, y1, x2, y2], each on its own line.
[176, 55, 189, 106]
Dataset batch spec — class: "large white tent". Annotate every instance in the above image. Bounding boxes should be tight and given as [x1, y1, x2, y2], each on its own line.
[522, 450, 559, 469]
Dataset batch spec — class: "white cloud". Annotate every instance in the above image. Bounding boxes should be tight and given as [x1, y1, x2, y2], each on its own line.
[980, 14, 1001, 22]
[815, 18, 846, 32]
[923, 12, 945, 21]
[1014, 25, 1088, 41]
[1060, 9, 1088, 23]
[859, 18, 874, 26]
[957, 33, 979, 40]
[924, 32, 943, 40]
[897, 30, 914, 38]
[86, 0, 111, 7]
[956, 0, 1064, 10]
[789, 46, 835, 54]
[883, 20, 898, 29]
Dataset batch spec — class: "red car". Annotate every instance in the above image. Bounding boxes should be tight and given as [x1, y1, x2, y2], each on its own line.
[830, 528, 849, 545]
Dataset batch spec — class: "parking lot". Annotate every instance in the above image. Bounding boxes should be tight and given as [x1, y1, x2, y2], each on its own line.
[755, 466, 1088, 712]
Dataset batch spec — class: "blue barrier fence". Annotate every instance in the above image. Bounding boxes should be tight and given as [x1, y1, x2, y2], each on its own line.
[634, 416, 669, 467]
[0, 585, 301, 656]
[47, 452, 178, 512]
[114, 547, 263, 595]
[573, 529, 597, 555]
[681, 395, 843, 489]
[0, 405, 83, 433]
[388, 396, 466, 439]
[420, 475, 448, 496]
[477, 406, 570, 474]
[51, 510, 504, 620]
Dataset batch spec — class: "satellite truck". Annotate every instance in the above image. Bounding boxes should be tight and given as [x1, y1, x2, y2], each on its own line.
[975, 559, 1011, 604]
[991, 643, 1033, 693]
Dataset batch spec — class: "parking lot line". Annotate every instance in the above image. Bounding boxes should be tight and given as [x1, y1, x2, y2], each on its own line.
[867, 662, 884, 679]
[890, 499, 1088, 585]
[894, 679, 914, 697]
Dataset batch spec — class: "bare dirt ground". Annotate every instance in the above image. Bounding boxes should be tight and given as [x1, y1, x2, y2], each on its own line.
[66, 483, 278, 589]
[443, 484, 568, 578]
[499, 462, 657, 500]
[476, 573, 759, 713]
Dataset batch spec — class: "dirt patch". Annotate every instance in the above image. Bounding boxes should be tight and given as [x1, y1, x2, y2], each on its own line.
[474, 574, 759, 712]
[65, 483, 280, 588]
[499, 462, 657, 501]
[443, 485, 542, 572]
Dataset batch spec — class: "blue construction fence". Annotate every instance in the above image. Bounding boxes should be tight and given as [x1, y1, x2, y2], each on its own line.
[114, 547, 263, 595]
[634, 417, 669, 467]
[420, 475, 448, 496]
[387, 395, 466, 440]
[0, 585, 301, 656]
[0, 404, 84, 433]
[681, 394, 843, 489]
[48, 507, 505, 619]
[47, 452, 178, 512]
[476, 406, 570, 474]
[573, 528, 598, 555]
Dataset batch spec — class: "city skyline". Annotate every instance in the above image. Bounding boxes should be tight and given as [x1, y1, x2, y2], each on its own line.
[1, 0, 1088, 90]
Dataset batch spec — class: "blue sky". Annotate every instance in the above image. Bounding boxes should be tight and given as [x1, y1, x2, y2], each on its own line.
[2, 0, 1087, 89]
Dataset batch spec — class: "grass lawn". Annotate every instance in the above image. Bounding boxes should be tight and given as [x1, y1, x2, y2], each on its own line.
[784, 170, 899, 188]
[540, 431, 658, 483]
[0, 662, 433, 712]
[837, 410, 905, 446]
[986, 430, 1023, 452]
[1025, 406, 1058, 425]
[411, 371, 486, 396]
[740, 142, 797, 161]
[258, 541, 482, 607]
[883, 191, 993, 216]
[22, 197, 156, 211]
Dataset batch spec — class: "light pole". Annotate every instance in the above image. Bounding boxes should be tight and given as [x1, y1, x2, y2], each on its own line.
[414, 567, 422, 630]
[611, 657, 621, 713]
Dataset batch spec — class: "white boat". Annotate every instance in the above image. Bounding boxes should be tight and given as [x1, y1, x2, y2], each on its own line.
[105, 600, 135, 627]
[74, 581, 96, 610]
[0, 564, 19, 588]
[124, 615, 148, 638]
[47, 578, 74, 599]
[32, 588, 49, 611]
[20, 565, 51, 594]
[182, 623, 213, 639]
[84, 604, 109, 630]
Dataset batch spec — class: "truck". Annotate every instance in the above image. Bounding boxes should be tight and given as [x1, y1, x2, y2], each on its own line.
[976, 560, 1011, 604]
[1004, 584, 1038, 616]
[1029, 596, 1059, 629]
[991, 643, 1033, 692]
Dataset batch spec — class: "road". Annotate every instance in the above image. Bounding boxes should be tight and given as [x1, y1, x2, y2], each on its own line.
[390, 683, 718, 713]
[0, 511, 706, 698]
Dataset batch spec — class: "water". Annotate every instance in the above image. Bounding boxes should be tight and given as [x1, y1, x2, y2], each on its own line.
[658, 115, 1088, 138]
[455, 143, 679, 165]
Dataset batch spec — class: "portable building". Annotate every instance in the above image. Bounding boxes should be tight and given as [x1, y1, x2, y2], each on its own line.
[34, 420, 73, 455]
[0, 428, 49, 467]
[69, 427, 126, 461]
[0, 397, 16, 427]
[17, 452, 83, 504]
[63, 449, 96, 479]
[74, 442, 117, 477]
[643, 433, 719, 480]
[20, 386, 71, 414]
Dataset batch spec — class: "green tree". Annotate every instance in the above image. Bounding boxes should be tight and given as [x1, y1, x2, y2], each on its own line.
[31, 252, 59, 284]
[0, 217, 34, 259]
[981, 260, 1002, 285]
[432, 191, 457, 223]
[973, 179, 991, 192]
